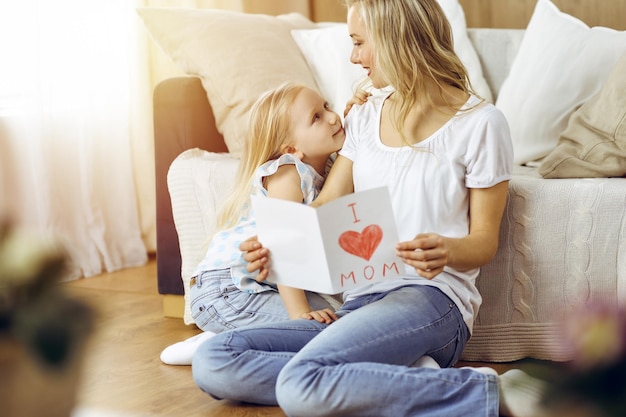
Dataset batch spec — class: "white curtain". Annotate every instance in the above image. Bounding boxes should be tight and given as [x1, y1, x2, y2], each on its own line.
[0, 0, 151, 279]
[0, 0, 311, 281]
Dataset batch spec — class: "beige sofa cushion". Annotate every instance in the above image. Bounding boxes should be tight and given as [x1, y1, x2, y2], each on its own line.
[138, 8, 319, 157]
[539, 54, 626, 178]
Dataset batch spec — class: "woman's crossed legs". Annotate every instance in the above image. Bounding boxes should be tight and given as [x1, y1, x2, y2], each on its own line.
[192, 285, 499, 417]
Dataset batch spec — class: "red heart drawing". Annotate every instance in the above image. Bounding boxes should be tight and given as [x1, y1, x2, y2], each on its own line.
[338, 224, 383, 261]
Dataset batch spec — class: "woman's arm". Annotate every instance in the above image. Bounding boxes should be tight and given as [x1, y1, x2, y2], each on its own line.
[396, 181, 509, 279]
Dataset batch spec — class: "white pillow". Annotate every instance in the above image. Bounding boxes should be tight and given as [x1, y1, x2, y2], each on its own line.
[291, 24, 367, 116]
[495, 0, 626, 165]
[291, 0, 493, 116]
[138, 8, 319, 157]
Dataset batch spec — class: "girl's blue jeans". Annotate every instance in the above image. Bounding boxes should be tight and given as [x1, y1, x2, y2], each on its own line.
[192, 284, 499, 417]
[189, 269, 335, 333]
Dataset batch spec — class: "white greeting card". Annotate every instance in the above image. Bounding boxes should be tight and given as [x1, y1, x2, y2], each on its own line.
[252, 187, 402, 294]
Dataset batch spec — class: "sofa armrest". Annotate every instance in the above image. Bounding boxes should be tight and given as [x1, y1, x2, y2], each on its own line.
[154, 76, 228, 295]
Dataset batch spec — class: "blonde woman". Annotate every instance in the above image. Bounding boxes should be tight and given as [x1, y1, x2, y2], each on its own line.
[194, 1, 547, 416]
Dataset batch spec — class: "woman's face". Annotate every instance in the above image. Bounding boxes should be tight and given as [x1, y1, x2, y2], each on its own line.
[347, 6, 384, 88]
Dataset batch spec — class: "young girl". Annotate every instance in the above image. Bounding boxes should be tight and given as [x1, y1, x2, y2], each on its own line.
[161, 83, 344, 365]
[193, 1, 548, 416]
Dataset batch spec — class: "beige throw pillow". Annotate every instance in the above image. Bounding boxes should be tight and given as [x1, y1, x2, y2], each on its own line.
[539, 54, 626, 178]
[138, 8, 319, 156]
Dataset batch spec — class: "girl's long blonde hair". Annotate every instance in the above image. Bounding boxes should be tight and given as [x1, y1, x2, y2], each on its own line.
[345, 0, 478, 139]
[216, 82, 306, 231]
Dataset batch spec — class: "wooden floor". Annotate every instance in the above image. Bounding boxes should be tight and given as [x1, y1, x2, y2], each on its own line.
[64, 257, 526, 417]
[65, 257, 286, 417]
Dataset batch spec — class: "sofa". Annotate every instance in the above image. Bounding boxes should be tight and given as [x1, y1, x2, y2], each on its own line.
[147, 1, 626, 363]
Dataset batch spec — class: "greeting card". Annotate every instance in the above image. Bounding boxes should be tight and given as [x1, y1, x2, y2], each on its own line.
[252, 187, 402, 294]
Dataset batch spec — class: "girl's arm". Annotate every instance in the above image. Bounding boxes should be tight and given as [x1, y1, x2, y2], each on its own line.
[265, 164, 338, 323]
[276, 285, 336, 323]
[396, 181, 509, 279]
[310, 155, 354, 207]
[241, 155, 355, 279]
[344, 89, 371, 117]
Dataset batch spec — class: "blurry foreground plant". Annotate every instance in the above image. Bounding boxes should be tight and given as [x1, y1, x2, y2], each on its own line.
[529, 302, 626, 417]
[0, 220, 93, 368]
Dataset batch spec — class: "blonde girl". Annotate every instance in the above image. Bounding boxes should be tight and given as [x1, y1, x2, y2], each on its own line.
[194, 1, 547, 416]
[161, 83, 345, 365]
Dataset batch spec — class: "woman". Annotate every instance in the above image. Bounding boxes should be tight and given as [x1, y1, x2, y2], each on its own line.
[192, 1, 546, 416]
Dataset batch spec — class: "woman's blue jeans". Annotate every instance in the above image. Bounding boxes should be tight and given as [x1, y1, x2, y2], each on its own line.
[192, 285, 499, 417]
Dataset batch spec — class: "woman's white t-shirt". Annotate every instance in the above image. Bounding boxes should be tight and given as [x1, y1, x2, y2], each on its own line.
[339, 92, 513, 333]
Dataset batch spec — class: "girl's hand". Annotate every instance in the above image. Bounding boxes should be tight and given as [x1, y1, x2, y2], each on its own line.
[344, 89, 371, 117]
[300, 308, 338, 324]
[396, 233, 449, 279]
[239, 236, 270, 281]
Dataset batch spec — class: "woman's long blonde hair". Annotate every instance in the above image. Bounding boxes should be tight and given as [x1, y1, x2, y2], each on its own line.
[216, 82, 306, 231]
[345, 0, 477, 138]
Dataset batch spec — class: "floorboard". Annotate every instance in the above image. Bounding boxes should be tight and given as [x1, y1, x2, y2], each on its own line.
[65, 257, 286, 417]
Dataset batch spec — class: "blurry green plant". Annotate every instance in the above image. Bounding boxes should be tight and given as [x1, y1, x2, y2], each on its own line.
[0, 220, 93, 368]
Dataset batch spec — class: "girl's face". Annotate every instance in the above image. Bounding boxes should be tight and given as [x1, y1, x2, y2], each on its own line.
[288, 88, 345, 164]
[347, 6, 384, 88]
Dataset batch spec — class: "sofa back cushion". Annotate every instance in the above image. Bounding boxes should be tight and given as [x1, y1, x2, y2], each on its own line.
[466, 28, 524, 100]
[138, 8, 319, 157]
[495, 0, 626, 165]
